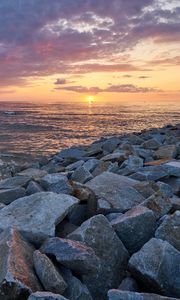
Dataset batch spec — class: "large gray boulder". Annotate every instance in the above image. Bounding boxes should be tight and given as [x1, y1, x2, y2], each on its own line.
[33, 250, 67, 294]
[154, 145, 178, 159]
[108, 290, 179, 300]
[130, 166, 168, 181]
[155, 211, 180, 251]
[0, 175, 30, 189]
[68, 214, 129, 300]
[0, 187, 25, 204]
[71, 166, 93, 184]
[41, 237, 100, 275]
[0, 227, 41, 300]
[17, 168, 47, 180]
[142, 139, 161, 150]
[86, 172, 144, 212]
[57, 147, 86, 159]
[128, 238, 180, 298]
[111, 206, 156, 254]
[163, 161, 180, 177]
[0, 192, 79, 244]
[28, 292, 69, 300]
[40, 174, 73, 195]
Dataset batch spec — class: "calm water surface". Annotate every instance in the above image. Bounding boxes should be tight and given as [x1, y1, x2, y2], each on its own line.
[0, 100, 179, 156]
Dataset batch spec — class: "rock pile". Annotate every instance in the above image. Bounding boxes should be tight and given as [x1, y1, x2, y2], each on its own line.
[0, 123, 179, 300]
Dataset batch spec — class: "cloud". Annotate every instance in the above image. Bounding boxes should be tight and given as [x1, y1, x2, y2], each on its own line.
[138, 76, 150, 79]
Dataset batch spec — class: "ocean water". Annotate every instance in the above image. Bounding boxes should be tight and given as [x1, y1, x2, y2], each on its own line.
[0, 100, 179, 156]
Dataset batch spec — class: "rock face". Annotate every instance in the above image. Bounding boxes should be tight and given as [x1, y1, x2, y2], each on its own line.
[41, 237, 100, 275]
[0, 187, 25, 204]
[128, 238, 180, 298]
[108, 290, 179, 300]
[0, 227, 41, 300]
[155, 211, 180, 251]
[68, 214, 129, 300]
[41, 174, 73, 195]
[28, 292, 68, 300]
[0, 192, 79, 244]
[111, 206, 156, 254]
[33, 250, 67, 294]
[86, 172, 144, 212]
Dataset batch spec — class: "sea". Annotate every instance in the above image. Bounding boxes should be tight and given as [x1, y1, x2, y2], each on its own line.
[0, 100, 179, 157]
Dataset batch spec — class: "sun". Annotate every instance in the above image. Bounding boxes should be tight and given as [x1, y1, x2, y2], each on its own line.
[86, 95, 95, 103]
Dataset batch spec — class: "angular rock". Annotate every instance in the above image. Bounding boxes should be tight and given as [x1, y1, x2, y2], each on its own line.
[26, 181, 44, 195]
[111, 206, 156, 254]
[83, 158, 100, 173]
[0, 187, 25, 204]
[28, 292, 68, 300]
[0, 192, 79, 244]
[0, 227, 41, 300]
[125, 134, 144, 145]
[163, 161, 180, 177]
[101, 151, 126, 163]
[57, 147, 86, 159]
[155, 211, 180, 251]
[97, 198, 111, 214]
[86, 172, 144, 212]
[68, 214, 129, 300]
[33, 250, 67, 294]
[17, 168, 47, 180]
[128, 238, 180, 298]
[67, 204, 87, 226]
[130, 166, 168, 181]
[156, 181, 173, 197]
[0, 175, 30, 189]
[41, 237, 100, 275]
[108, 290, 179, 300]
[142, 139, 161, 150]
[66, 160, 84, 171]
[41, 174, 73, 195]
[170, 195, 180, 212]
[92, 161, 111, 177]
[102, 137, 121, 153]
[134, 181, 157, 198]
[154, 145, 178, 159]
[121, 155, 144, 171]
[71, 166, 93, 184]
[106, 212, 123, 222]
[162, 177, 180, 196]
[140, 191, 172, 219]
[118, 277, 139, 292]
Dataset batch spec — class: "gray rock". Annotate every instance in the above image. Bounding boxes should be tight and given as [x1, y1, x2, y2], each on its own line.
[155, 211, 180, 251]
[60, 267, 93, 300]
[92, 161, 111, 177]
[140, 191, 172, 219]
[0, 192, 79, 245]
[142, 139, 161, 150]
[111, 206, 156, 254]
[156, 181, 173, 197]
[128, 238, 180, 298]
[0, 227, 41, 300]
[106, 213, 123, 222]
[134, 181, 157, 198]
[67, 204, 87, 226]
[71, 166, 93, 184]
[33, 250, 67, 294]
[41, 174, 73, 195]
[68, 214, 129, 300]
[28, 292, 68, 300]
[162, 177, 180, 196]
[101, 151, 126, 163]
[0, 187, 25, 204]
[118, 277, 139, 292]
[154, 145, 178, 159]
[170, 195, 180, 212]
[26, 181, 44, 195]
[97, 198, 111, 214]
[41, 237, 100, 275]
[57, 147, 86, 159]
[0, 203, 5, 210]
[125, 134, 144, 145]
[130, 166, 168, 181]
[102, 137, 121, 153]
[108, 290, 179, 300]
[86, 172, 144, 212]
[17, 168, 47, 180]
[66, 160, 84, 171]
[83, 159, 100, 173]
[121, 155, 144, 171]
[0, 175, 30, 189]
[163, 161, 180, 177]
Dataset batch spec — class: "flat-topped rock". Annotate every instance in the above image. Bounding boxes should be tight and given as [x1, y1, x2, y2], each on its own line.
[0, 187, 25, 204]
[108, 290, 179, 300]
[57, 147, 86, 159]
[41, 174, 73, 195]
[17, 168, 47, 180]
[0, 192, 79, 244]
[130, 166, 168, 181]
[0, 175, 30, 189]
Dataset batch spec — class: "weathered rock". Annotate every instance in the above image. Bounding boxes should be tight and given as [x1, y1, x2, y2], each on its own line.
[0, 175, 30, 189]
[134, 181, 157, 198]
[57, 147, 86, 159]
[17, 168, 47, 180]
[33, 250, 67, 294]
[162, 177, 180, 196]
[142, 139, 161, 150]
[140, 191, 172, 219]
[163, 161, 180, 177]
[66, 160, 84, 171]
[60, 267, 93, 300]
[97, 198, 111, 214]
[155, 211, 180, 251]
[26, 181, 44, 195]
[130, 166, 168, 181]
[118, 277, 139, 292]
[55, 220, 78, 238]
[154, 145, 178, 159]
[170, 195, 180, 212]
[41, 237, 100, 275]
[101, 151, 126, 163]
[0, 203, 5, 210]
[71, 166, 93, 184]
[128, 238, 180, 298]
[28, 292, 68, 300]
[0, 187, 25, 204]
[68, 214, 129, 300]
[106, 212, 123, 222]
[111, 206, 156, 254]
[41, 174, 73, 195]
[156, 181, 173, 197]
[0, 227, 41, 300]
[121, 155, 144, 171]
[125, 134, 144, 145]
[67, 204, 87, 225]
[102, 137, 121, 153]
[108, 290, 179, 300]
[86, 172, 144, 212]
[0, 192, 79, 244]
[83, 159, 100, 173]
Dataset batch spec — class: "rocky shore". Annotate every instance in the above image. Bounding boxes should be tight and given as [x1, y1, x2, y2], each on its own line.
[0, 123, 180, 300]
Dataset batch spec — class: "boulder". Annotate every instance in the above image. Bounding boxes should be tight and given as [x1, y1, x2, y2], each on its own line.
[67, 204, 87, 226]
[102, 137, 121, 153]
[161, 177, 180, 196]
[0, 175, 30, 189]
[57, 147, 86, 159]
[124, 134, 144, 145]
[155, 211, 180, 251]
[86, 172, 144, 212]
[130, 166, 168, 181]
[92, 161, 111, 177]
[66, 160, 84, 171]
[154, 145, 178, 159]
[83, 159, 100, 172]
[0, 227, 41, 300]
[163, 161, 180, 177]
[156, 181, 173, 197]
[121, 155, 144, 171]
[142, 139, 161, 150]
[170, 196, 180, 212]
[68, 214, 129, 300]
[41, 237, 100, 275]
[128, 238, 180, 298]
[0, 192, 79, 245]
[108, 290, 179, 300]
[28, 292, 68, 300]
[26, 181, 44, 195]
[134, 181, 157, 198]
[17, 168, 47, 180]
[41, 174, 73, 195]
[111, 206, 156, 254]
[101, 151, 126, 163]
[0, 187, 25, 204]
[33, 250, 67, 294]
[71, 166, 93, 184]
[118, 277, 139, 292]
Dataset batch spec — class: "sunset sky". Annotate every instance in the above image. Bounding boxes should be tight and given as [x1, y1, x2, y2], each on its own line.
[0, 0, 179, 103]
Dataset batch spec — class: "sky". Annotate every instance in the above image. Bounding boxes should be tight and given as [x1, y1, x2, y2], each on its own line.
[0, 0, 179, 103]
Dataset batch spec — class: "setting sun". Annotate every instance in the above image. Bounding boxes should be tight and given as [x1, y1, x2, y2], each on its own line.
[86, 96, 95, 103]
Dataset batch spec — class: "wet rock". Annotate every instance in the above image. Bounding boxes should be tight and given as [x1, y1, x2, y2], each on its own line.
[154, 145, 178, 159]
[111, 206, 156, 254]
[28, 292, 68, 300]
[140, 191, 172, 219]
[163, 161, 180, 177]
[41, 237, 100, 275]
[0, 187, 25, 204]
[128, 238, 180, 298]
[108, 290, 179, 300]
[0, 175, 30, 189]
[0, 227, 41, 300]
[26, 181, 44, 195]
[155, 211, 180, 251]
[68, 214, 129, 300]
[118, 277, 139, 292]
[130, 166, 168, 181]
[71, 166, 93, 184]
[33, 250, 67, 294]
[142, 139, 161, 150]
[0, 192, 79, 245]
[41, 174, 73, 195]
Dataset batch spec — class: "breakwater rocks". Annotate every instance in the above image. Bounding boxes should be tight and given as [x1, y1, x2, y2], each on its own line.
[0, 123, 180, 300]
